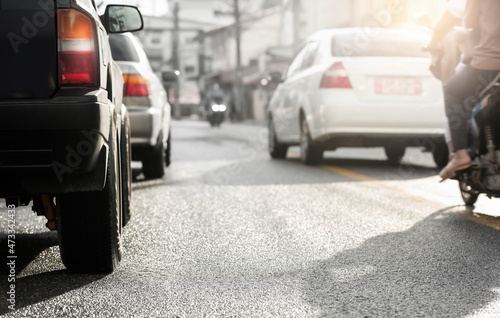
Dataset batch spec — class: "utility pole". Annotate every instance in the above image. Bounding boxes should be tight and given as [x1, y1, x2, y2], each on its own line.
[234, 0, 243, 120]
[293, 0, 301, 48]
[172, 0, 181, 119]
[213, 0, 244, 120]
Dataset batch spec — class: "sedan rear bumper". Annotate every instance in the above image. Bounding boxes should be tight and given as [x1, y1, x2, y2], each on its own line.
[315, 130, 446, 150]
[128, 108, 162, 147]
[309, 89, 446, 144]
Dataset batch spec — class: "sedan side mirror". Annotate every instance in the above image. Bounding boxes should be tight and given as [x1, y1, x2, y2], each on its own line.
[162, 70, 180, 83]
[104, 5, 144, 33]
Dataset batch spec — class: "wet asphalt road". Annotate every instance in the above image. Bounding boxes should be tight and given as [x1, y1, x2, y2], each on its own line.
[2, 119, 500, 317]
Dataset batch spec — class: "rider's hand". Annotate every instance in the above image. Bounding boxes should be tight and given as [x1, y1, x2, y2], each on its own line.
[422, 43, 442, 53]
[423, 42, 444, 80]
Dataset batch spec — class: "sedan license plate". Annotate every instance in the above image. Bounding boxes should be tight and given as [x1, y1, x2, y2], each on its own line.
[374, 77, 422, 95]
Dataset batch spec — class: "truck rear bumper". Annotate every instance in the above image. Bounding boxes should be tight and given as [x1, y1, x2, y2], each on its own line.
[0, 90, 111, 196]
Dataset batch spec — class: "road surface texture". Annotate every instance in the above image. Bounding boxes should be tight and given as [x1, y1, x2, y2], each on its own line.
[2, 120, 500, 317]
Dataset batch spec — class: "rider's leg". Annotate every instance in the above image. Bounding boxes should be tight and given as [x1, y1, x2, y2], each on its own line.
[440, 65, 499, 179]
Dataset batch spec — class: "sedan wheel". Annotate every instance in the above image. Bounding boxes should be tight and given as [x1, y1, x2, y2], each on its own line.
[384, 146, 405, 165]
[142, 132, 165, 179]
[268, 119, 288, 159]
[300, 117, 322, 165]
[165, 130, 171, 167]
[432, 142, 449, 169]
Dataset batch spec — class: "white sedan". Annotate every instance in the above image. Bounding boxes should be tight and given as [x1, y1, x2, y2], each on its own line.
[267, 28, 448, 166]
[109, 33, 171, 179]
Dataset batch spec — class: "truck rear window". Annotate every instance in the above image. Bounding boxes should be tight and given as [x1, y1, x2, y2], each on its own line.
[109, 34, 140, 62]
[0, 0, 58, 98]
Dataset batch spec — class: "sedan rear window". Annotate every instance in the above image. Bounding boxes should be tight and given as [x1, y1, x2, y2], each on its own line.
[331, 31, 430, 58]
[109, 34, 140, 62]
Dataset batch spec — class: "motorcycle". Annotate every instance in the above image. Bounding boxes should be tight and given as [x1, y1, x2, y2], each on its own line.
[207, 96, 226, 127]
[454, 73, 500, 207]
[422, 25, 500, 208]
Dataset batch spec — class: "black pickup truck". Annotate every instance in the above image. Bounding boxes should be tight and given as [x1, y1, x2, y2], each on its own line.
[0, 0, 143, 272]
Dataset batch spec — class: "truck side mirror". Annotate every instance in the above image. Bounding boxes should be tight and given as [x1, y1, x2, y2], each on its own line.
[104, 5, 144, 33]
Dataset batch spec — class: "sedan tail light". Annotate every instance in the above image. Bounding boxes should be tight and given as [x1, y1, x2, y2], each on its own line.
[123, 74, 149, 96]
[320, 62, 353, 89]
[57, 9, 97, 87]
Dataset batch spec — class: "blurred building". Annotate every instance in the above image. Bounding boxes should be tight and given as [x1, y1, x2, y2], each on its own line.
[134, 0, 235, 115]
[196, 5, 290, 121]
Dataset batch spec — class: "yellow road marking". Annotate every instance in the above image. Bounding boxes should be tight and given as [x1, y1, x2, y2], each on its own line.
[321, 164, 500, 232]
[321, 165, 430, 203]
[455, 209, 500, 231]
[321, 165, 377, 182]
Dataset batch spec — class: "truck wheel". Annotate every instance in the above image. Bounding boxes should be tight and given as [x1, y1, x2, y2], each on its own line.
[121, 110, 132, 227]
[142, 132, 165, 179]
[57, 122, 122, 273]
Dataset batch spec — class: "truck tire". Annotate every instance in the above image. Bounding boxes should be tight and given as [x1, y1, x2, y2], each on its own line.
[120, 109, 132, 227]
[142, 132, 165, 179]
[57, 121, 122, 273]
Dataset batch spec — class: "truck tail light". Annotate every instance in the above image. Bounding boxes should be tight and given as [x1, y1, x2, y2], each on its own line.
[320, 62, 353, 89]
[123, 74, 149, 96]
[57, 9, 97, 87]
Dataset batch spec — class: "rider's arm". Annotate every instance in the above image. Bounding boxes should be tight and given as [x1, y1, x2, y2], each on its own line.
[428, 0, 465, 47]
[429, 11, 462, 48]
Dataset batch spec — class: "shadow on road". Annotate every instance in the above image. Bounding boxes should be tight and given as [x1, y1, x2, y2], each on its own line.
[130, 167, 171, 192]
[302, 207, 500, 316]
[1, 232, 57, 275]
[0, 232, 106, 314]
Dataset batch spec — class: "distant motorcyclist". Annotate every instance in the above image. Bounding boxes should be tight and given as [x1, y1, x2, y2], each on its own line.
[204, 83, 226, 126]
[427, 0, 500, 181]
[205, 83, 225, 111]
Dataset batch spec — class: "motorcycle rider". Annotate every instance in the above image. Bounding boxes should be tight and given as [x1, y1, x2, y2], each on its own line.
[418, 9, 461, 162]
[427, 0, 500, 181]
[204, 82, 226, 125]
[205, 83, 225, 112]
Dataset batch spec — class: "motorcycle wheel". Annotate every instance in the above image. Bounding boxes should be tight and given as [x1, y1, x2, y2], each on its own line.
[459, 178, 479, 207]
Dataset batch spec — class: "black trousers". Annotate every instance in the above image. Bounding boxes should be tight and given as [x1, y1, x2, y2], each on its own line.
[443, 64, 499, 151]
